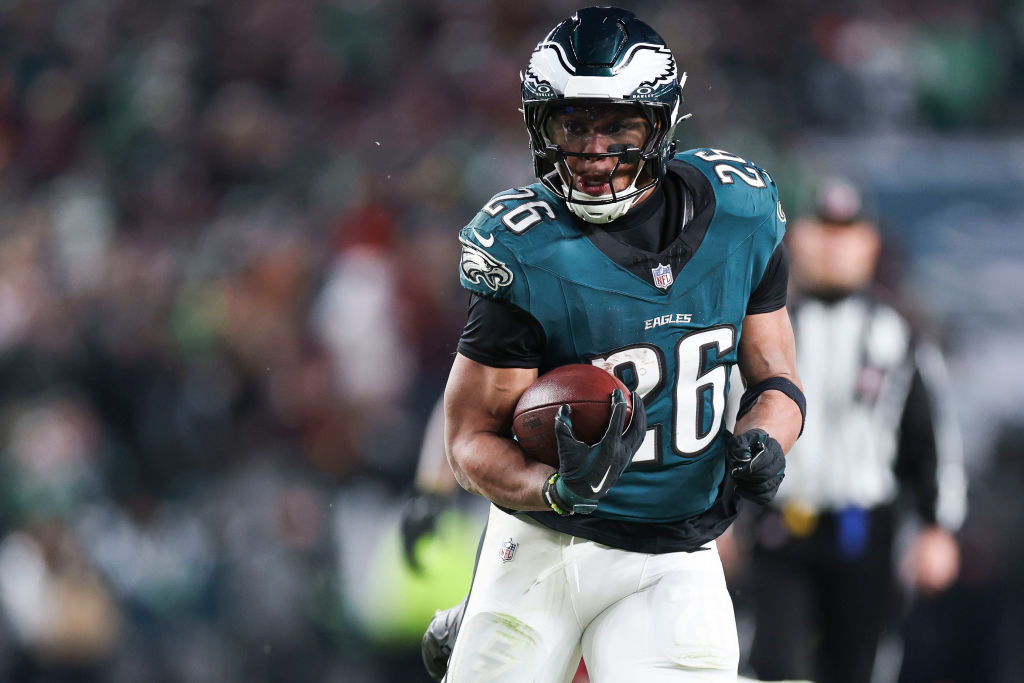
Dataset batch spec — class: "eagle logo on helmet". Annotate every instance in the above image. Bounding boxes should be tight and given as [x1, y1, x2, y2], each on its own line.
[522, 41, 575, 98]
[459, 239, 513, 292]
[524, 42, 677, 101]
[620, 44, 677, 95]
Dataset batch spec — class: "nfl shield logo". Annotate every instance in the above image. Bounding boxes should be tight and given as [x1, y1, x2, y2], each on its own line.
[498, 538, 517, 563]
[652, 263, 673, 290]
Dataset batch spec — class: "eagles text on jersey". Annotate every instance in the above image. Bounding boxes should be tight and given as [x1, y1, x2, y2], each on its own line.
[458, 148, 786, 524]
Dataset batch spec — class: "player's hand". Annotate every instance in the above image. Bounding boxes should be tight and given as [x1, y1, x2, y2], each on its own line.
[727, 428, 786, 505]
[548, 389, 646, 514]
[399, 491, 449, 572]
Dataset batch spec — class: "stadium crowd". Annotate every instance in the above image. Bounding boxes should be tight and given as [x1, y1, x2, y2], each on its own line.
[0, 0, 1022, 681]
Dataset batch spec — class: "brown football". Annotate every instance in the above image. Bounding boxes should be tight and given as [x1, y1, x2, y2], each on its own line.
[512, 364, 632, 467]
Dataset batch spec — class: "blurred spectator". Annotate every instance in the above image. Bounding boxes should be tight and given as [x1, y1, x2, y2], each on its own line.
[0, 397, 119, 683]
[0, 0, 1018, 680]
[725, 178, 967, 683]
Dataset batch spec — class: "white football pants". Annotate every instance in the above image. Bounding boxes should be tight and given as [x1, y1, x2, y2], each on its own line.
[445, 505, 739, 682]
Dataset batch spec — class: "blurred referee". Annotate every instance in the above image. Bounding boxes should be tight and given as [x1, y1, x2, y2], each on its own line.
[740, 178, 967, 683]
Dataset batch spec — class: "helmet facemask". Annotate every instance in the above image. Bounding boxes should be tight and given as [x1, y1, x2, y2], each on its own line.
[520, 7, 686, 224]
[528, 99, 674, 223]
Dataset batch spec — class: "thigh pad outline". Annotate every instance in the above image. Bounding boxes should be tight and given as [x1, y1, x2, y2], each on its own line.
[446, 611, 543, 682]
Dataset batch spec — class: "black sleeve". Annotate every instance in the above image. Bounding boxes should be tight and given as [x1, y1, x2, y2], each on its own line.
[456, 294, 546, 368]
[893, 367, 940, 524]
[746, 243, 789, 314]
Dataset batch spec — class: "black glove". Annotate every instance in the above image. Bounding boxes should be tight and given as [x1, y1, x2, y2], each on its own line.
[399, 491, 449, 572]
[421, 595, 467, 681]
[545, 388, 647, 515]
[727, 428, 786, 505]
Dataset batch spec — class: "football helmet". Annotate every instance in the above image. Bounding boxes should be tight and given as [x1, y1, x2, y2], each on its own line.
[521, 6, 686, 223]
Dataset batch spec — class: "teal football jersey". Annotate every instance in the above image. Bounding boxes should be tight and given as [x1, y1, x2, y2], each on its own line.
[457, 149, 787, 524]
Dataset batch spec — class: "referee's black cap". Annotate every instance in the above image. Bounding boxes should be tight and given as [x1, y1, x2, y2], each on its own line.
[812, 177, 874, 225]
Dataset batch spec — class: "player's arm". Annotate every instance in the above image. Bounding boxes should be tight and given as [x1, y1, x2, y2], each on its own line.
[444, 353, 553, 511]
[735, 306, 803, 451]
[727, 306, 805, 504]
[445, 353, 645, 516]
[452, 228, 646, 515]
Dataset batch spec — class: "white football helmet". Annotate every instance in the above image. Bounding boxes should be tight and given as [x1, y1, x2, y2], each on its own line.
[521, 7, 687, 223]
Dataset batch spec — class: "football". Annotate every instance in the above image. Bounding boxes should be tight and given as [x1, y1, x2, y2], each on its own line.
[512, 364, 632, 467]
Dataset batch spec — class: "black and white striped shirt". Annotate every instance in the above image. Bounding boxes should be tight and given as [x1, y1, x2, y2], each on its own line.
[777, 293, 966, 529]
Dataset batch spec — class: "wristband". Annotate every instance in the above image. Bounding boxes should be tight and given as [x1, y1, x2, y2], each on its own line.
[737, 376, 806, 435]
[542, 474, 573, 516]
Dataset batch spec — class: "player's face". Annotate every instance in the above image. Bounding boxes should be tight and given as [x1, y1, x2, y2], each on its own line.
[545, 104, 652, 197]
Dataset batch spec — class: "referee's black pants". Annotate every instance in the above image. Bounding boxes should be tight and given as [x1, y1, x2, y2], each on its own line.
[747, 505, 898, 683]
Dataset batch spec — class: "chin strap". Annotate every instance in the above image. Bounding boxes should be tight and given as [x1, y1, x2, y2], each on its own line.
[560, 159, 652, 224]
[565, 190, 644, 223]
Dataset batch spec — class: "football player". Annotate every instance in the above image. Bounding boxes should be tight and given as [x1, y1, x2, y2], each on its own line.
[431, 7, 805, 681]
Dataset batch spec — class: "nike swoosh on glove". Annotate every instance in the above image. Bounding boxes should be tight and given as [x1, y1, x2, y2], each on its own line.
[727, 428, 786, 505]
[550, 388, 646, 515]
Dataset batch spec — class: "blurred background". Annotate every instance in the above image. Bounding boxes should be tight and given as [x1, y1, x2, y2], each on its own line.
[0, 0, 1022, 681]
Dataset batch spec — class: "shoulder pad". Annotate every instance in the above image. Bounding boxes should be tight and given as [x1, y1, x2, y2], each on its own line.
[473, 184, 563, 239]
[458, 220, 520, 299]
[676, 147, 786, 234]
[457, 183, 564, 303]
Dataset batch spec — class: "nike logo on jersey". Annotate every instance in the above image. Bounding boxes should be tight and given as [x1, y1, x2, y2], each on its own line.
[590, 466, 613, 493]
[471, 228, 494, 247]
